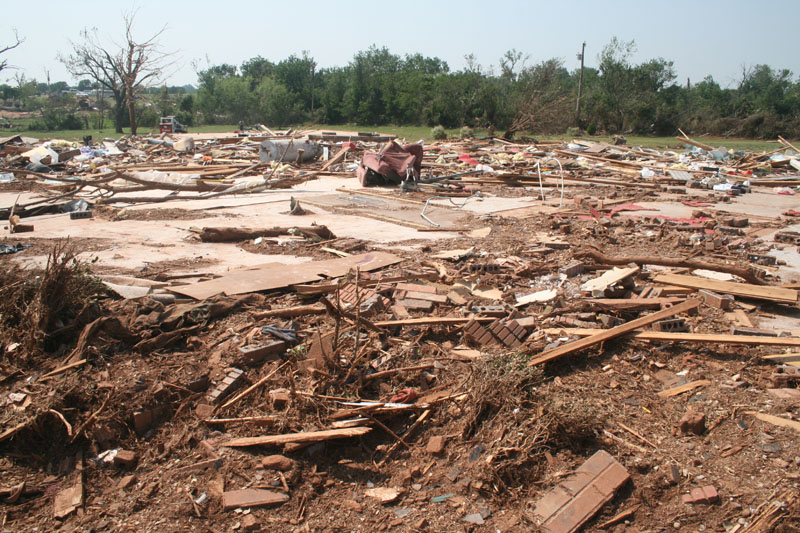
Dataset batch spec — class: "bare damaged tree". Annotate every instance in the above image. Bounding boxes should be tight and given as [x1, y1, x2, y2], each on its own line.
[60, 13, 174, 135]
[0, 30, 23, 75]
[510, 58, 573, 135]
[60, 28, 128, 133]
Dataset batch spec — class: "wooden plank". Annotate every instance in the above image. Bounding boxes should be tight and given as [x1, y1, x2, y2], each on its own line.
[542, 329, 800, 347]
[401, 290, 448, 303]
[658, 286, 696, 296]
[203, 416, 279, 425]
[222, 427, 371, 448]
[40, 359, 87, 379]
[675, 135, 714, 151]
[745, 412, 800, 433]
[222, 489, 289, 510]
[397, 298, 433, 310]
[320, 145, 350, 171]
[581, 267, 639, 294]
[733, 309, 754, 327]
[170, 252, 402, 300]
[657, 380, 711, 398]
[762, 353, 800, 367]
[373, 317, 495, 327]
[653, 273, 798, 304]
[528, 299, 701, 366]
[588, 297, 684, 311]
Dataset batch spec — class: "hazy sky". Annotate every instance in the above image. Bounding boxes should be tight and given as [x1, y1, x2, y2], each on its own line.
[2, 0, 797, 88]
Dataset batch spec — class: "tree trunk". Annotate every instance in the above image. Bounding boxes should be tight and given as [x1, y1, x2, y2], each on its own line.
[113, 90, 125, 134]
[128, 98, 137, 136]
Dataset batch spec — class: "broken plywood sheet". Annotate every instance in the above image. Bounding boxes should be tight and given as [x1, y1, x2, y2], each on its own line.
[170, 252, 402, 300]
[304, 193, 468, 228]
[581, 267, 639, 294]
[653, 273, 799, 304]
[53, 476, 83, 519]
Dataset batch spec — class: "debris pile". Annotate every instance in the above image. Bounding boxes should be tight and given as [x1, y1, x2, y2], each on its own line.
[1, 128, 800, 531]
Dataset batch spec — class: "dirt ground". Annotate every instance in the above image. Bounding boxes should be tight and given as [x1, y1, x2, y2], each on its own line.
[1, 132, 800, 532]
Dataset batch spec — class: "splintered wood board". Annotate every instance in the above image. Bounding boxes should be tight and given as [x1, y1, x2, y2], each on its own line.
[170, 252, 402, 300]
[528, 299, 700, 366]
[653, 274, 798, 304]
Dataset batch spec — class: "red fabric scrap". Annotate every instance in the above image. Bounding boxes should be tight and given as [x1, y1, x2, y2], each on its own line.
[608, 202, 656, 217]
[457, 154, 480, 166]
[783, 209, 800, 217]
[389, 388, 418, 404]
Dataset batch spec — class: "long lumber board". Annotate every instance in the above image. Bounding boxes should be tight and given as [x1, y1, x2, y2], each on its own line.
[652, 273, 798, 304]
[373, 317, 494, 327]
[528, 299, 701, 366]
[222, 427, 371, 447]
[587, 297, 685, 311]
[542, 328, 800, 348]
[762, 353, 800, 367]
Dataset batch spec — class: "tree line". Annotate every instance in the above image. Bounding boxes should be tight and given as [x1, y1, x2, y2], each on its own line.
[193, 40, 800, 139]
[2, 20, 799, 139]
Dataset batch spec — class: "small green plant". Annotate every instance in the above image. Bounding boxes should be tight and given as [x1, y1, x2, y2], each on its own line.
[288, 344, 307, 358]
[459, 126, 474, 139]
[431, 125, 447, 140]
[586, 123, 597, 135]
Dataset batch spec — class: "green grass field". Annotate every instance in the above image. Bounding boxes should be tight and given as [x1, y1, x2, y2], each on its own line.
[4, 121, 789, 153]
[312, 124, 786, 153]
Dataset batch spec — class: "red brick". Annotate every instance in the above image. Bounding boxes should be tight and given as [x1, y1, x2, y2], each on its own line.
[261, 455, 294, 471]
[221, 489, 289, 510]
[241, 514, 259, 531]
[238, 340, 286, 364]
[679, 410, 706, 435]
[116, 474, 137, 490]
[113, 450, 138, 469]
[269, 389, 290, 409]
[132, 405, 168, 435]
[465, 319, 526, 348]
[682, 485, 719, 505]
[559, 260, 585, 278]
[399, 298, 434, 310]
[195, 403, 215, 418]
[206, 368, 245, 404]
[426, 436, 446, 454]
[534, 450, 630, 533]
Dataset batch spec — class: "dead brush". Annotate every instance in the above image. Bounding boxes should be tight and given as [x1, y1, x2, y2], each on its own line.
[0, 241, 104, 359]
[460, 355, 599, 492]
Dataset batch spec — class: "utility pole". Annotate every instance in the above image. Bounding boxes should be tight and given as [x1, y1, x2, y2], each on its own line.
[575, 42, 586, 128]
[310, 65, 315, 114]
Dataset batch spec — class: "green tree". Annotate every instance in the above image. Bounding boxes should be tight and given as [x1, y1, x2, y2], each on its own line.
[241, 56, 274, 87]
[273, 51, 316, 112]
[256, 77, 300, 125]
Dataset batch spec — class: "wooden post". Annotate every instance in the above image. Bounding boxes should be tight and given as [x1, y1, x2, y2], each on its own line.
[575, 42, 586, 127]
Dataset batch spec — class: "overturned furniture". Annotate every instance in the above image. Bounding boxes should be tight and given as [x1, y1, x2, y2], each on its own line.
[357, 141, 423, 186]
